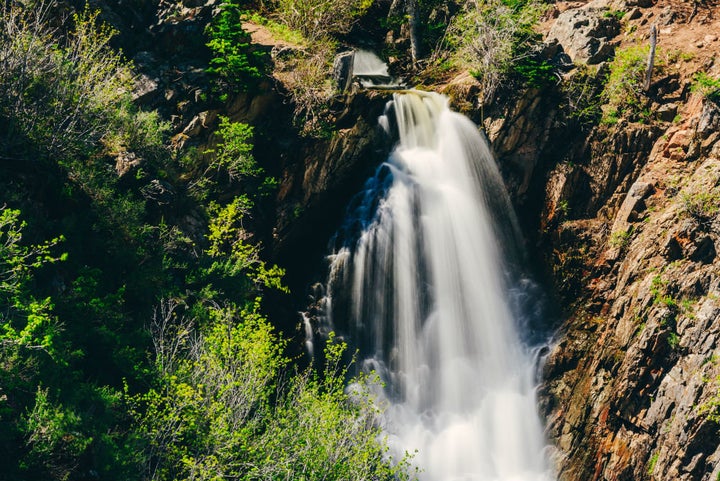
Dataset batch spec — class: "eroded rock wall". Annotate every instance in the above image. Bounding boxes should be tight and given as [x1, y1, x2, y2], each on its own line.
[536, 6, 720, 475]
[541, 97, 720, 481]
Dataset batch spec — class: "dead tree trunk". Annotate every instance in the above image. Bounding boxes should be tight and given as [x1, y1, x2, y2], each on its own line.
[407, 0, 421, 63]
[643, 24, 657, 92]
[388, 0, 421, 63]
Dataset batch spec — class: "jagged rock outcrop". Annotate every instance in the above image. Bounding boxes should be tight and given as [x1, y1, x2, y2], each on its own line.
[533, 1, 720, 478]
[546, 0, 621, 65]
[540, 92, 720, 481]
[484, 87, 560, 200]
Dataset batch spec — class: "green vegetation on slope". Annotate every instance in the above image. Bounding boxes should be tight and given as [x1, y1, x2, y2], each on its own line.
[0, 2, 411, 480]
[442, 0, 550, 100]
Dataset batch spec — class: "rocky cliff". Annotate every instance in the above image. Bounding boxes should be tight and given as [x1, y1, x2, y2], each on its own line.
[531, 1, 720, 480]
[106, 0, 720, 478]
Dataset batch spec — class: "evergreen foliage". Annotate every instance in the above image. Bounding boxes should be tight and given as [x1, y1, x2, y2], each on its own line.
[205, 0, 266, 97]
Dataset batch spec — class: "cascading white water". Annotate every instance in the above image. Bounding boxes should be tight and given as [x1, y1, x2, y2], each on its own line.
[321, 91, 553, 481]
[352, 49, 391, 78]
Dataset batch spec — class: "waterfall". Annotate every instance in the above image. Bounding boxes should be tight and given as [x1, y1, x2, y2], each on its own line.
[320, 91, 553, 481]
[352, 49, 391, 79]
[351, 49, 395, 87]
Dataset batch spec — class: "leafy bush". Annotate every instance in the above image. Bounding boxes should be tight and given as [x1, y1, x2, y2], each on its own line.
[21, 387, 93, 480]
[647, 451, 659, 475]
[273, 40, 337, 135]
[681, 190, 720, 224]
[561, 65, 604, 127]
[208, 117, 261, 180]
[697, 372, 720, 424]
[608, 227, 633, 250]
[272, 0, 372, 42]
[443, 0, 547, 102]
[192, 116, 275, 200]
[0, 208, 66, 358]
[0, 3, 140, 161]
[130, 302, 411, 481]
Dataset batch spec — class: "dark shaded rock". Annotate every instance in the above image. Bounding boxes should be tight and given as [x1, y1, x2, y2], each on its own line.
[151, 10, 212, 60]
[141, 179, 176, 205]
[333, 51, 355, 92]
[133, 73, 161, 104]
[273, 91, 392, 284]
[657, 103, 678, 122]
[627, 7, 642, 20]
[624, 0, 653, 7]
[689, 236, 716, 263]
[663, 235, 683, 261]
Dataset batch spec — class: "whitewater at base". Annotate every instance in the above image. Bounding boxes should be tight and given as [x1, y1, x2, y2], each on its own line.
[320, 91, 554, 481]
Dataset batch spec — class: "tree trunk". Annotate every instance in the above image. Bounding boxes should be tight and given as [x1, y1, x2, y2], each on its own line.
[643, 24, 657, 92]
[407, 0, 421, 63]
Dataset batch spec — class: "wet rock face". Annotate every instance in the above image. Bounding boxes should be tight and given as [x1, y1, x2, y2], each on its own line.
[272, 91, 391, 280]
[484, 88, 559, 200]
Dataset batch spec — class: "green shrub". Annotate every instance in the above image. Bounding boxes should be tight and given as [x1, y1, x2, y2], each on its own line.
[130, 302, 412, 481]
[647, 451, 659, 474]
[603, 9, 626, 20]
[0, 3, 137, 161]
[0, 208, 66, 359]
[207, 116, 261, 181]
[21, 387, 93, 479]
[601, 45, 659, 123]
[513, 57, 555, 89]
[561, 65, 604, 127]
[682, 190, 720, 223]
[193, 116, 277, 200]
[273, 39, 337, 135]
[691, 72, 720, 103]
[444, 0, 548, 102]
[697, 374, 720, 424]
[609, 228, 632, 250]
[272, 0, 372, 42]
[205, 0, 266, 96]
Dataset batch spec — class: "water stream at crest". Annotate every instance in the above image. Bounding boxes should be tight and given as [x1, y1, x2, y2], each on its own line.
[317, 91, 553, 481]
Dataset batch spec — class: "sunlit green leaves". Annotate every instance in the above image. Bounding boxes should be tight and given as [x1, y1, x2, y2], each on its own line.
[205, 0, 265, 95]
[0, 207, 65, 359]
[131, 302, 411, 481]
